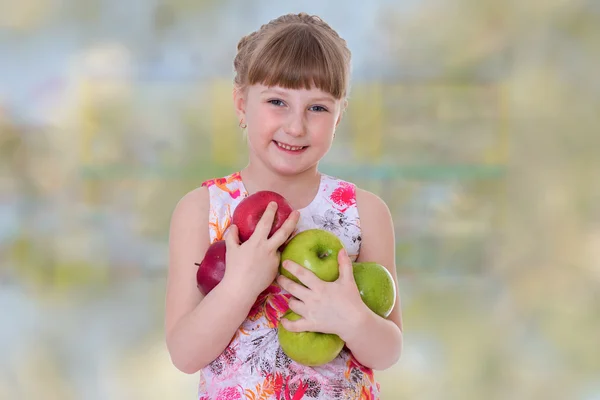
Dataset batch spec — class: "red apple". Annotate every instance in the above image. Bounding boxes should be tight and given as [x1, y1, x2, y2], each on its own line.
[232, 191, 294, 243]
[195, 240, 226, 295]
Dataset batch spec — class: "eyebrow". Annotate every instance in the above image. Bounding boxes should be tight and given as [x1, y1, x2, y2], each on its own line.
[261, 88, 336, 103]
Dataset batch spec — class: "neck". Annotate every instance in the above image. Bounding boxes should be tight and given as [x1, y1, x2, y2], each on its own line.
[240, 161, 321, 210]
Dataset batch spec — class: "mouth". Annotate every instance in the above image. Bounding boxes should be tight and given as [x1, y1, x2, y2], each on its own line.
[273, 140, 308, 153]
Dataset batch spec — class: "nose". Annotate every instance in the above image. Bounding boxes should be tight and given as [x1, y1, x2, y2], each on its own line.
[284, 111, 306, 137]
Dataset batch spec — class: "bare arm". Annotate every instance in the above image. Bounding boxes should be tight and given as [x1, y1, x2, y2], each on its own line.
[165, 190, 300, 374]
[164, 187, 256, 374]
[340, 188, 403, 370]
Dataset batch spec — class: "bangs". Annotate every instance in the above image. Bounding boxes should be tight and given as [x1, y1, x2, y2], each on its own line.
[247, 24, 348, 99]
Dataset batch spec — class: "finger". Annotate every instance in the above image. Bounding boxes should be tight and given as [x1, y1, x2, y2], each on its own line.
[337, 248, 355, 282]
[252, 201, 278, 239]
[287, 297, 306, 316]
[280, 316, 310, 333]
[277, 274, 311, 300]
[225, 225, 240, 249]
[281, 260, 321, 289]
[268, 210, 300, 248]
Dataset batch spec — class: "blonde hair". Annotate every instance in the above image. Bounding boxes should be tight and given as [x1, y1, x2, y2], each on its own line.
[233, 13, 352, 100]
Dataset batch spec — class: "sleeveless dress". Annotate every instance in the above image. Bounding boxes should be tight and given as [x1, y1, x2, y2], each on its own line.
[199, 172, 381, 400]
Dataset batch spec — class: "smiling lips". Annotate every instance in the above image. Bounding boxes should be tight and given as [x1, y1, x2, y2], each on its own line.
[273, 140, 308, 152]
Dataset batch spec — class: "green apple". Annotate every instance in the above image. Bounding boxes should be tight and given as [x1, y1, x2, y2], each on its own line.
[279, 229, 345, 284]
[353, 262, 396, 318]
[277, 310, 345, 366]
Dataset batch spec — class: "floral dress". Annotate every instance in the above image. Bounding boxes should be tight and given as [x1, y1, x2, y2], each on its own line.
[199, 172, 380, 400]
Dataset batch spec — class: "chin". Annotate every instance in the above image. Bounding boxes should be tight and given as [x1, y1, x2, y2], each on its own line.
[269, 162, 313, 177]
[262, 149, 321, 176]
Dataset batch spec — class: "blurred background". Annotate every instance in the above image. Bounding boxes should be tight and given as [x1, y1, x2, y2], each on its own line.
[1, 0, 599, 399]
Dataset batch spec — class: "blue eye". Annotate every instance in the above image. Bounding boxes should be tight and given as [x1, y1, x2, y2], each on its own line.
[310, 105, 328, 112]
[268, 99, 285, 106]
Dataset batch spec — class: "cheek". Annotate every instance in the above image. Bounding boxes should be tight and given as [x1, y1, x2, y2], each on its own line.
[247, 106, 280, 131]
[246, 119, 276, 147]
[312, 118, 337, 142]
[248, 112, 281, 141]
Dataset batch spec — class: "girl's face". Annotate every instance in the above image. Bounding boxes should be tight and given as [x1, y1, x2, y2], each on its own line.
[235, 83, 345, 176]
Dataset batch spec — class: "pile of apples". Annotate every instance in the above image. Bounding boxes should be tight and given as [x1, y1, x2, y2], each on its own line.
[195, 191, 396, 367]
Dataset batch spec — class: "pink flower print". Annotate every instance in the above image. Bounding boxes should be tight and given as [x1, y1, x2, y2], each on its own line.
[264, 289, 292, 328]
[201, 174, 242, 199]
[216, 386, 242, 400]
[330, 182, 356, 211]
[248, 283, 291, 327]
[201, 178, 217, 188]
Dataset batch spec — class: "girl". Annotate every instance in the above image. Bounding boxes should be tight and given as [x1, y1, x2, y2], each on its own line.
[165, 12, 403, 399]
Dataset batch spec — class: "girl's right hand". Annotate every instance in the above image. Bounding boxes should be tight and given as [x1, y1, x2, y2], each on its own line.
[222, 202, 300, 299]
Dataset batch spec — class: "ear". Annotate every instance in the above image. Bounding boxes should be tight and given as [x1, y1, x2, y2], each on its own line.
[335, 99, 348, 128]
[233, 86, 247, 122]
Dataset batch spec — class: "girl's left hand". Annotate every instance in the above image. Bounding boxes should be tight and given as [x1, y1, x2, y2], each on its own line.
[276, 248, 367, 338]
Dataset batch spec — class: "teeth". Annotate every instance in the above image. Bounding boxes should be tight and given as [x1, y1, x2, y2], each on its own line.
[276, 142, 304, 151]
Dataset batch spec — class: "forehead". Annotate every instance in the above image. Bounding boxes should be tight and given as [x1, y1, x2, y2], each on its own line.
[251, 84, 337, 102]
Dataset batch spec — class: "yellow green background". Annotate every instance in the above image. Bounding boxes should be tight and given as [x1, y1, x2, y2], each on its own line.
[1, 1, 599, 399]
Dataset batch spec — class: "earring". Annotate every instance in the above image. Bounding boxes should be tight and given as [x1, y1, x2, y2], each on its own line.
[239, 120, 247, 129]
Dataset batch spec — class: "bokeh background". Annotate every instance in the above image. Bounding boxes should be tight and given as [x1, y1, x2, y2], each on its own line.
[1, 0, 599, 399]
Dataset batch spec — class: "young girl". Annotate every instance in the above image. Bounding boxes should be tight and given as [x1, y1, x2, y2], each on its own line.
[165, 12, 403, 399]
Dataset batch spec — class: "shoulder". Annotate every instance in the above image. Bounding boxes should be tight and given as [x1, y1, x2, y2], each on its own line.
[175, 186, 209, 210]
[170, 186, 210, 228]
[354, 187, 395, 260]
[355, 187, 393, 222]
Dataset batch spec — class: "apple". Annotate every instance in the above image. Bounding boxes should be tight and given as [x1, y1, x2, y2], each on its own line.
[279, 229, 345, 284]
[195, 240, 226, 295]
[232, 190, 294, 243]
[353, 262, 397, 318]
[277, 310, 345, 366]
